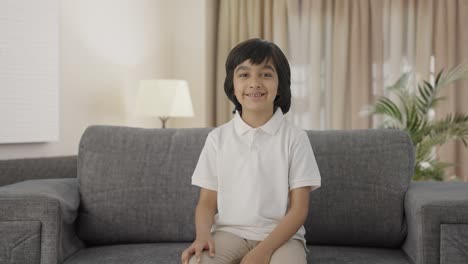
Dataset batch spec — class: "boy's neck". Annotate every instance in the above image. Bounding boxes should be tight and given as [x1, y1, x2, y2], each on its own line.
[240, 108, 275, 128]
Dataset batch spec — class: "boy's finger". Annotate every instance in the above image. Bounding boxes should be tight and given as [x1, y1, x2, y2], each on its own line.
[208, 240, 216, 257]
[188, 247, 196, 263]
[180, 251, 187, 264]
[195, 247, 202, 263]
[188, 246, 196, 254]
[182, 246, 195, 264]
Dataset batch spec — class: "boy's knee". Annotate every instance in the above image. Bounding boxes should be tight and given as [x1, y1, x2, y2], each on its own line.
[188, 252, 217, 264]
[269, 239, 307, 264]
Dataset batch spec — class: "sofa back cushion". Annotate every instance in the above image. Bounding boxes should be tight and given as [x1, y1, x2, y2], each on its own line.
[304, 129, 414, 247]
[77, 126, 212, 245]
[77, 126, 414, 247]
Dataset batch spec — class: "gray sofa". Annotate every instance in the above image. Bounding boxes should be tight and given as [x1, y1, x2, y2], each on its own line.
[1, 125, 467, 264]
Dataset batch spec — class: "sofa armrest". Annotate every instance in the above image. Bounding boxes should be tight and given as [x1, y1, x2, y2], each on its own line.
[402, 181, 468, 264]
[0, 156, 77, 187]
[0, 178, 84, 264]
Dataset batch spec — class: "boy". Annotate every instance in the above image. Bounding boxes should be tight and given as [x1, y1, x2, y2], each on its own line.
[181, 38, 321, 264]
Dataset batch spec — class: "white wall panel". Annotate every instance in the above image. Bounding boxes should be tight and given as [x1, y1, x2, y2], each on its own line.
[0, 0, 59, 143]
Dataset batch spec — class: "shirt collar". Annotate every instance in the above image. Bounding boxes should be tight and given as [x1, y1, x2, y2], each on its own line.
[234, 108, 284, 136]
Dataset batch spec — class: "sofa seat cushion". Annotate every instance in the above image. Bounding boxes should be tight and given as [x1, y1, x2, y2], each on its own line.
[63, 243, 191, 264]
[307, 245, 412, 264]
[64, 243, 411, 264]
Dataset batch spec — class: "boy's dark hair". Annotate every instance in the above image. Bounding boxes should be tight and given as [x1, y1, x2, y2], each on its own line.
[224, 38, 291, 115]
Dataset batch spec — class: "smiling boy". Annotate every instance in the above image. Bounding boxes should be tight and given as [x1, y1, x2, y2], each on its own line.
[181, 38, 321, 264]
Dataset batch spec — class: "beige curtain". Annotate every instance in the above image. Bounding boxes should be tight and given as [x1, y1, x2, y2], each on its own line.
[287, 0, 454, 130]
[286, 0, 373, 130]
[215, 0, 289, 125]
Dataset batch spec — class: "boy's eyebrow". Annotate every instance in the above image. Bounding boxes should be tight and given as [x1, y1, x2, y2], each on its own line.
[235, 64, 276, 72]
[235, 65, 250, 73]
[263, 65, 276, 72]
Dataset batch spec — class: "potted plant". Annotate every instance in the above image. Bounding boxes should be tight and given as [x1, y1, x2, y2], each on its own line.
[363, 64, 468, 181]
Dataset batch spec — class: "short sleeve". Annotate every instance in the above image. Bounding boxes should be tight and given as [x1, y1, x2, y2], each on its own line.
[289, 131, 321, 192]
[191, 133, 218, 191]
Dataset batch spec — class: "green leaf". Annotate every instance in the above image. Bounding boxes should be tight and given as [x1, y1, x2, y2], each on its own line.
[435, 69, 443, 86]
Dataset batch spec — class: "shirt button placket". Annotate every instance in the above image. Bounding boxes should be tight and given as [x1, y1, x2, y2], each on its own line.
[250, 130, 256, 149]
[248, 130, 254, 148]
[252, 130, 258, 166]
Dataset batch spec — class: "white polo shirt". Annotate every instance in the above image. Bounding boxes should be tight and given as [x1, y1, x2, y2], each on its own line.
[191, 108, 321, 252]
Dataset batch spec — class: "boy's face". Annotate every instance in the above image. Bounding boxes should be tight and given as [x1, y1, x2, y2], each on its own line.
[233, 59, 279, 114]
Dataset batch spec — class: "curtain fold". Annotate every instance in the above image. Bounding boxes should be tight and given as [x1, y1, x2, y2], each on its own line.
[348, 0, 372, 129]
[329, 0, 350, 129]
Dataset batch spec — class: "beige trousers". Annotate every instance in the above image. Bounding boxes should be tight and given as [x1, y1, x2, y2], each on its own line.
[188, 231, 307, 264]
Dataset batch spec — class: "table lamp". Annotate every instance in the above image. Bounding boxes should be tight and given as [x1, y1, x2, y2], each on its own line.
[135, 79, 194, 128]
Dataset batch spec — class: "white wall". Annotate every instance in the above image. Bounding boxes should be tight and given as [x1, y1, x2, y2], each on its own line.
[0, 0, 216, 159]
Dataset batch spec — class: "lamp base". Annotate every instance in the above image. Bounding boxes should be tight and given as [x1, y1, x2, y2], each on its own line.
[159, 116, 170, 128]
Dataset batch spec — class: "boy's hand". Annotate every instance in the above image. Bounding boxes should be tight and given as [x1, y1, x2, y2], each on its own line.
[180, 235, 216, 264]
[240, 247, 272, 264]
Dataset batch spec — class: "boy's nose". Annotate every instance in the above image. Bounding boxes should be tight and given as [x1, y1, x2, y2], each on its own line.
[249, 78, 261, 88]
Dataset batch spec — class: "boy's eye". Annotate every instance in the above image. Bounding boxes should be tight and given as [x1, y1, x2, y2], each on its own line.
[262, 73, 273, 77]
[239, 73, 248, 78]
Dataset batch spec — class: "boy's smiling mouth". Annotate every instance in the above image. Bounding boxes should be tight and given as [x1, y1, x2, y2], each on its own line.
[245, 92, 266, 98]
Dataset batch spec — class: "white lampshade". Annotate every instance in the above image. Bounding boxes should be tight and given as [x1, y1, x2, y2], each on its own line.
[135, 79, 194, 117]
